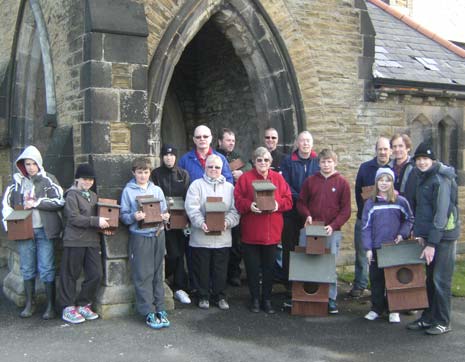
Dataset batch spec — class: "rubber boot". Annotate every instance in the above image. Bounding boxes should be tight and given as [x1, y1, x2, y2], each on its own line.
[42, 282, 56, 320]
[20, 279, 35, 318]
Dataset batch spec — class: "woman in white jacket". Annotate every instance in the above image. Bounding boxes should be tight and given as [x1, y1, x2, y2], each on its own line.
[185, 154, 240, 310]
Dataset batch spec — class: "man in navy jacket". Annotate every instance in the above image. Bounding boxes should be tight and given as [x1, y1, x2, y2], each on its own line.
[350, 136, 392, 297]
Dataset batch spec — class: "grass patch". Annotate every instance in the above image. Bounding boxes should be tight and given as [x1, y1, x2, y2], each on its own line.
[337, 259, 465, 297]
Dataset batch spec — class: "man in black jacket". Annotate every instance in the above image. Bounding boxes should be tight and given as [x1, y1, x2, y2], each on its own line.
[152, 144, 191, 304]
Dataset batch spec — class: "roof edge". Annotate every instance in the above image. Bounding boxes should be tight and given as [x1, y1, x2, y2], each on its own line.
[367, 0, 465, 58]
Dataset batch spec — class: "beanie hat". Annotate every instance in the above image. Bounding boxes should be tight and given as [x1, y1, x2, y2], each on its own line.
[375, 167, 395, 182]
[161, 144, 177, 157]
[75, 164, 96, 179]
[414, 142, 436, 160]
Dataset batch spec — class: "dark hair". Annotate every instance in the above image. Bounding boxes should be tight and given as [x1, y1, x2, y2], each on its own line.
[218, 128, 235, 141]
[132, 157, 152, 171]
[390, 133, 412, 151]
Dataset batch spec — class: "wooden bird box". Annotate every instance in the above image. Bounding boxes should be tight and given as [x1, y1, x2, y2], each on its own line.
[305, 224, 327, 255]
[97, 198, 121, 233]
[229, 158, 245, 171]
[252, 180, 276, 211]
[377, 241, 428, 312]
[136, 195, 162, 229]
[289, 250, 336, 316]
[205, 196, 226, 234]
[6, 209, 33, 241]
[168, 196, 188, 229]
[361, 185, 374, 201]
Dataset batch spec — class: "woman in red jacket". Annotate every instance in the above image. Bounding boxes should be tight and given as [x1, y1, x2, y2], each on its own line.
[234, 147, 292, 314]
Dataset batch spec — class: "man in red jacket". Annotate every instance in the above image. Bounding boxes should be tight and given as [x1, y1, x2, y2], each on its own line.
[297, 149, 351, 314]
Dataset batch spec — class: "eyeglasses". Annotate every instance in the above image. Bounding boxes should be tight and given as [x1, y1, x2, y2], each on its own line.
[207, 165, 221, 169]
[256, 158, 270, 163]
[264, 136, 277, 140]
[195, 135, 210, 139]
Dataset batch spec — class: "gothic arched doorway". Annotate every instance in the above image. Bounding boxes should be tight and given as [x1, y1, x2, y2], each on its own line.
[148, 0, 304, 159]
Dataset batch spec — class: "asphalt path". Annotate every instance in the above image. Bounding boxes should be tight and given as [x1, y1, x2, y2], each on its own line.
[1, 282, 464, 362]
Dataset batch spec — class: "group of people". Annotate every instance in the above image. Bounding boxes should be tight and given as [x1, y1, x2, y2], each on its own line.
[351, 135, 459, 335]
[1, 127, 460, 336]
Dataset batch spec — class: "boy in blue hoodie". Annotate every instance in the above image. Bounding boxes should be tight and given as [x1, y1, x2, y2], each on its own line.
[120, 157, 171, 329]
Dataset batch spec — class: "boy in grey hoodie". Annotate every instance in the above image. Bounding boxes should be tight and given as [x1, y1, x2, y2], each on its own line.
[2, 145, 64, 319]
[120, 157, 170, 329]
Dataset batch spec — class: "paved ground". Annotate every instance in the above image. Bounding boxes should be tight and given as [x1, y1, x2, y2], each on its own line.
[1, 281, 464, 362]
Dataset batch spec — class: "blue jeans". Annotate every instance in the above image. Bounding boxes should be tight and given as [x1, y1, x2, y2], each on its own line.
[327, 231, 341, 300]
[353, 219, 368, 290]
[17, 228, 55, 282]
[422, 239, 456, 326]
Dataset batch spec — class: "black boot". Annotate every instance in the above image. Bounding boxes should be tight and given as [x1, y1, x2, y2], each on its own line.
[20, 279, 35, 318]
[261, 300, 276, 314]
[42, 282, 56, 320]
[250, 298, 260, 313]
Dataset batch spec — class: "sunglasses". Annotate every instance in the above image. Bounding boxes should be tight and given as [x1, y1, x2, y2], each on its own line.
[207, 165, 221, 169]
[195, 135, 210, 139]
[265, 136, 277, 140]
[256, 158, 270, 163]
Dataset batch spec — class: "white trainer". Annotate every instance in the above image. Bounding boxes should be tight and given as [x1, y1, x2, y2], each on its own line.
[389, 313, 400, 323]
[174, 290, 191, 304]
[364, 310, 379, 321]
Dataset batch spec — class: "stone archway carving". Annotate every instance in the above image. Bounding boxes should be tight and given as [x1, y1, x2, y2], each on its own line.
[147, 0, 305, 154]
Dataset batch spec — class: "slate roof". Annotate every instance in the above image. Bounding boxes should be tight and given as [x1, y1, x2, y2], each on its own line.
[367, 1, 465, 89]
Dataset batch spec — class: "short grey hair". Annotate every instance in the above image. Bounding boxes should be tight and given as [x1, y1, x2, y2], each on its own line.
[205, 154, 223, 167]
[253, 147, 272, 162]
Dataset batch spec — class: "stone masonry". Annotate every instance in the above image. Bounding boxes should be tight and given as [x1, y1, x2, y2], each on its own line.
[0, 0, 463, 317]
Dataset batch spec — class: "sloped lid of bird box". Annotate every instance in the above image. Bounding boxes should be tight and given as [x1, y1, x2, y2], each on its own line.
[252, 180, 276, 191]
[289, 252, 336, 283]
[136, 195, 160, 205]
[305, 225, 328, 237]
[205, 201, 227, 212]
[97, 198, 121, 208]
[377, 241, 425, 268]
[168, 197, 185, 210]
[5, 210, 33, 221]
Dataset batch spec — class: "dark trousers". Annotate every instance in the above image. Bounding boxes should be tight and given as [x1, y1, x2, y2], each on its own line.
[129, 233, 166, 316]
[243, 243, 277, 300]
[227, 225, 242, 280]
[58, 246, 102, 310]
[281, 213, 301, 283]
[165, 229, 188, 292]
[369, 250, 387, 314]
[191, 247, 229, 301]
[422, 239, 456, 326]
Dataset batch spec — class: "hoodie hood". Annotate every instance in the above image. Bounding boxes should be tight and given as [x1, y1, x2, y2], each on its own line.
[437, 162, 456, 179]
[15, 146, 44, 177]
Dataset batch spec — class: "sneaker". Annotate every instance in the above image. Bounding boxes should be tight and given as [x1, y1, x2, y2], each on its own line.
[78, 304, 99, 320]
[282, 299, 292, 309]
[156, 311, 170, 328]
[407, 318, 432, 330]
[328, 299, 339, 314]
[174, 290, 191, 304]
[198, 299, 210, 309]
[217, 299, 230, 310]
[389, 313, 400, 323]
[349, 288, 364, 298]
[425, 324, 452, 335]
[364, 310, 379, 321]
[62, 306, 86, 324]
[146, 312, 163, 329]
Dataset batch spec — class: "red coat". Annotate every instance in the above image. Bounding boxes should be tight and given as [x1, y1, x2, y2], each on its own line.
[296, 172, 351, 231]
[234, 168, 293, 245]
